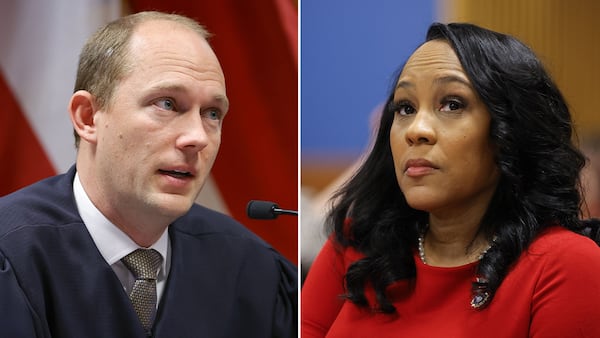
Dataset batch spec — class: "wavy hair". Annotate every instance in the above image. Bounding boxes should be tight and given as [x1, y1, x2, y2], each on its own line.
[326, 22, 587, 313]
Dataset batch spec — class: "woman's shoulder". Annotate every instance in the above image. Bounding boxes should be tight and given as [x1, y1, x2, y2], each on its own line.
[518, 226, 600, 337]
[526, 225, 600, 267]
[530, 226, 599, 251]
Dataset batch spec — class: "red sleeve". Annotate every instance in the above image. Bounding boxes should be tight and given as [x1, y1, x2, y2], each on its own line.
[530, 235, 600, 337]
[301, 238, 347, 338]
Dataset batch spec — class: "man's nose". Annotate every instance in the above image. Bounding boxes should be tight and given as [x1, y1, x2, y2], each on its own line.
[175, 112, 210, 152]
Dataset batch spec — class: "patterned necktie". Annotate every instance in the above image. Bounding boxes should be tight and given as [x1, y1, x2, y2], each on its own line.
[121, 248, 163, 334]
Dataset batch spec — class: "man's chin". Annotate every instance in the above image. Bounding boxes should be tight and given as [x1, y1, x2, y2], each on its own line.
[150, 193, 196, 219]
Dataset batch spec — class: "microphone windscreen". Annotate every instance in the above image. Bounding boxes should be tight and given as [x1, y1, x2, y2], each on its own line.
[246, 200, 279, 219]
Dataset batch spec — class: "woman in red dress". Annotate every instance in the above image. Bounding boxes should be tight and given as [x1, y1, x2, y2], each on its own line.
[302, 22, 600, 338]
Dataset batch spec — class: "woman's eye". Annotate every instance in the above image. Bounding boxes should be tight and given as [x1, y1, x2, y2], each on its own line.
[440, 99, 464, 112]
[399, 104, 415, 116]
[155, 98, 176, 111]
[390, 101, 416, 116]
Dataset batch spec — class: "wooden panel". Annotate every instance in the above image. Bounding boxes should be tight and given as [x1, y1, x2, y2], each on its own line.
[301, 156, 356, 194]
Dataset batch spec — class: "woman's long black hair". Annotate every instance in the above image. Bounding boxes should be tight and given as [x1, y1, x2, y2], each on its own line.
[326, 22, 589, 313]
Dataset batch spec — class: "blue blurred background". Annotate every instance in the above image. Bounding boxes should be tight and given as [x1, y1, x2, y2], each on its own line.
[301, 1, 435, 189]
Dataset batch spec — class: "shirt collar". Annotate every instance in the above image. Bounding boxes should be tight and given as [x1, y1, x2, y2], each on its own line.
[73, 172, 169, 269]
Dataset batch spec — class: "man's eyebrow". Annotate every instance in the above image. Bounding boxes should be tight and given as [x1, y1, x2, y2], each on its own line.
[148, 83, 188, 93]
[149, 83, 229, 110]
[215, 94, 230, 111]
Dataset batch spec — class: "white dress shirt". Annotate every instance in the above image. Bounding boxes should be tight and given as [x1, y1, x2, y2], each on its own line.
[73, 173, 171, 306]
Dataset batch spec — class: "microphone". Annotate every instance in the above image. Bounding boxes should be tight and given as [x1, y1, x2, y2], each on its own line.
[246, 200, 298, 219]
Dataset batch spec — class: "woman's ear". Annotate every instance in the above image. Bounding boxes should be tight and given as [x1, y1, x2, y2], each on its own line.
[69, 90, 98, 145]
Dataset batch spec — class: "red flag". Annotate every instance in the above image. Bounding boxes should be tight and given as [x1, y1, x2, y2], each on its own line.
[0, 1, 121, 195]
[0, 73, 55, 194]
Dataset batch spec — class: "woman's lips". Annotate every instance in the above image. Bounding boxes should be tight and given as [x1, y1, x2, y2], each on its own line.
[404, 159, 438, 177]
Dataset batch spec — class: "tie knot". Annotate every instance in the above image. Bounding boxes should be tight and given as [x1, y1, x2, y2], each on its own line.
[121, 248, 162, 280]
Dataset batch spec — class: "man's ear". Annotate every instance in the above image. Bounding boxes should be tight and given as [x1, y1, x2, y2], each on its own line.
[69, 90, 99, 145]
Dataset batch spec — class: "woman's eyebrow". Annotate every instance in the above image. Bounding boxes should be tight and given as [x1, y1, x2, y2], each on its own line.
[433, 75, 472, 88]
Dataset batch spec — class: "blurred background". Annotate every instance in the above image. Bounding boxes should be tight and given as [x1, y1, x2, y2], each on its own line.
[301, 0, 600, 279]
[0, 0, 298, 264]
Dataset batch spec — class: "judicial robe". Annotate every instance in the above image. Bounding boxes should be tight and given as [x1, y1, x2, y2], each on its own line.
[0, 166, 297, 337]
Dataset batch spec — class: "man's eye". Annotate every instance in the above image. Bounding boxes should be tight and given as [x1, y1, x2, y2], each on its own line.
[155, 98, 176, 111]
[204, 109, 221, 120]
